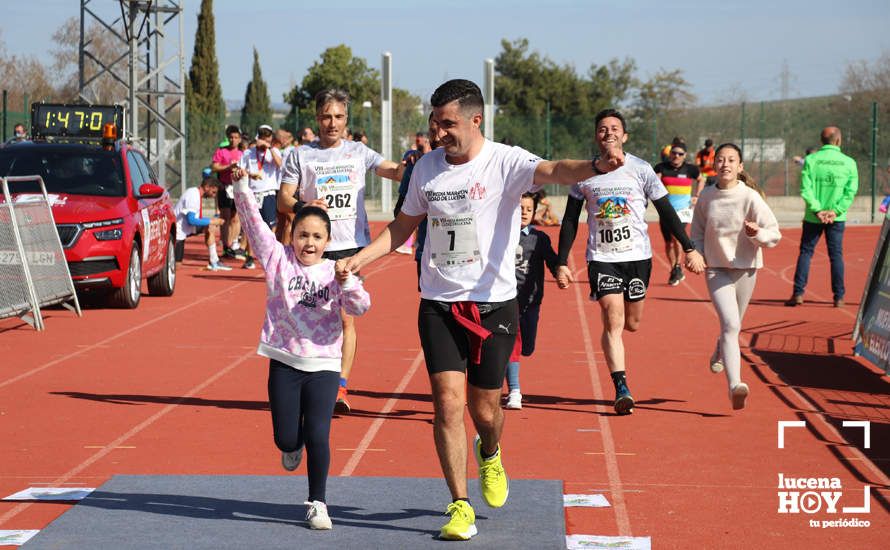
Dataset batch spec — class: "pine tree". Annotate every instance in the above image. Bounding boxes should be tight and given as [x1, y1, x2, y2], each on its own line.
[240, 47, 272, 136]
[185, 0, 225, 173]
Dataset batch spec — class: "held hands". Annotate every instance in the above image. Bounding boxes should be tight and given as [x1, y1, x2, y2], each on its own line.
[743, 220, 760, 236]
[556, 265, 574, 289]
[335, 256, 362, 282]
[684, 249, 707, 274]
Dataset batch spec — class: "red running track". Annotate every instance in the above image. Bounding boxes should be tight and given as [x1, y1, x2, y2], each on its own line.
[1, 222, 887, 548]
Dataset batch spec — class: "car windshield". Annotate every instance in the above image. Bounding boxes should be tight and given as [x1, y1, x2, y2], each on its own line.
[0, 148, 125, 197]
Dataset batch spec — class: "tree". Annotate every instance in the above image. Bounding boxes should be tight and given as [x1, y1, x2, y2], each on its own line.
[185, 0, 225, 161]
[240, 47, 272, 135]
[284, 45, 379, 133]
[587, 57, 638, 113]
[49, 17, 124, 104]
[632, 68, 697, 121]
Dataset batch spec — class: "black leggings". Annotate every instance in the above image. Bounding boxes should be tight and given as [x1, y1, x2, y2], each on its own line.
[268, 360, 339, 502]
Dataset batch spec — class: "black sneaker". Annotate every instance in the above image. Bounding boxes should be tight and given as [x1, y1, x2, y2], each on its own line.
[242, 257, 256, 269]
[614, 379, 635, 415]
[668, 264, 684, 286]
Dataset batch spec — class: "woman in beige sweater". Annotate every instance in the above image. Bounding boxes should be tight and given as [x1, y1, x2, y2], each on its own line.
[690, 143, 781, 410]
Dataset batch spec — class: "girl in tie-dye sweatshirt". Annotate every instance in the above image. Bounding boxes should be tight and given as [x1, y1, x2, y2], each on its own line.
[234, 177, 370, 531]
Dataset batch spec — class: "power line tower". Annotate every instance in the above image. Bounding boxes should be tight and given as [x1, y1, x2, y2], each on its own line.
[78, 0, 187, 194]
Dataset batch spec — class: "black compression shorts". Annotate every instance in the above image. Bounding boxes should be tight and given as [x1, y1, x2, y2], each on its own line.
[418, 298, 518, 389]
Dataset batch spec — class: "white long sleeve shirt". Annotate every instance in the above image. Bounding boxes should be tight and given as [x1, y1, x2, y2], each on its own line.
[690, 182, 781, 269]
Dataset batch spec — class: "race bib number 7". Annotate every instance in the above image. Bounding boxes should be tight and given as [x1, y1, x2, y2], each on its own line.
[428, 214, 480, 267]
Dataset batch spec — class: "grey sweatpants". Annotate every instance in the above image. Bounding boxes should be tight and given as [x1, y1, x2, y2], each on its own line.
[706, 268, 757, 389]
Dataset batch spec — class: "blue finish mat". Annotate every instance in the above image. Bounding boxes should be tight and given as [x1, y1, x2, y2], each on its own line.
[23, 475, 565, 549]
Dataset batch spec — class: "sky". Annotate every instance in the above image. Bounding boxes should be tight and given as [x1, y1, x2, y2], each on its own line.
[3, 0, 889, 108]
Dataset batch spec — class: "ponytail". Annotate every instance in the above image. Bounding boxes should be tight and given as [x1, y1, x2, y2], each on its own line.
[738, 171, 765, 198]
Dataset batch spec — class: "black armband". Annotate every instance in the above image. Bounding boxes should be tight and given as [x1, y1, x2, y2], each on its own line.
[591, 157, 606, 175]
[292, 200, 306, 214]
[652, 196, 696, 251]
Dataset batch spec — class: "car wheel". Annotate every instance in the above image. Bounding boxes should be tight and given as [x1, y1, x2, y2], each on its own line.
[148, 236, 176, 296]
[111, 244, 142, 309]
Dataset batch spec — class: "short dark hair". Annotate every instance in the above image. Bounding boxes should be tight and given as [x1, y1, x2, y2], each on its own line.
[704, 138, 713, 147]
[521, 191, 540, 212]
[315, 89, 350, 114]
[594, 109, 626, 132]
[200, 177, 220, 188]
[294, 205, 331, 238]
[430, 79, 483, 115]
[225, 124, 241, 137]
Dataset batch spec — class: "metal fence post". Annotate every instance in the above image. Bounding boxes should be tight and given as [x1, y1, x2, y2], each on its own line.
[871, 101, 878, 223]
[545, 101, 552, 160]
[759, 101, 765, 189]
[740, 102, 746, 160]
[2, 89, 7, 142]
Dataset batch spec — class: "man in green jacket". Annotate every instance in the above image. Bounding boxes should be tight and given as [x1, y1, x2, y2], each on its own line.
[786, 126, 859, 307]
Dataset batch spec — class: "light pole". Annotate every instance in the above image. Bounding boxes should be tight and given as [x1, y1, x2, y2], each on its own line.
[362, 100, 372, 143]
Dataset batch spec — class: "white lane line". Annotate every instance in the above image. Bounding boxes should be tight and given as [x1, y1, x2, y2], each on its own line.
[568, 253, 632, 537]
[0, 350, 255, 527]
[339, 350, 425, 477]
[0, 281, 253, 390]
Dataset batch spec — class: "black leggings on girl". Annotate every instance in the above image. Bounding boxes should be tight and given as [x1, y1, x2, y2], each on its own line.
[268, 360, 339, 502]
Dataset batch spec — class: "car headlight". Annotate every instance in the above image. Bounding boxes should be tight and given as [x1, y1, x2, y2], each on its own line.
[82, 218, 124, 229]
[94, 228, 123, 240]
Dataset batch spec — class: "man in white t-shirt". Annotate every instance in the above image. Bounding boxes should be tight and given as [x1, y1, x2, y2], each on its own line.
[277, 89, 404, 415]
[336, 79, 611, 541]
[173, 176, 228, 270]
[233, 124, 283, 269]
[556, 109, 705, 416]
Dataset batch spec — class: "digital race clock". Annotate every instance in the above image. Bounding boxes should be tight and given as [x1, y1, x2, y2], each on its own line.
[30, 103, 124, 140]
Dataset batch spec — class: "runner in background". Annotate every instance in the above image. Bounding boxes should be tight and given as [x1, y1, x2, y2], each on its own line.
[557, 109, 705, 416]
[211, 125, 245, 260]
[690, 143, 780, 409]
[653, 142, 702, 286]
[235, 124, 283, 269]
[274, 128, 296, 244]
[336, 79, 611, 541]
[505, 192, 559, 409]
[696, 138, 717, 186]
[394, 114, 440, 286]
[233, 175, 370, 531]
[173, 174, 228, 270]
[278, 89, 404, 414]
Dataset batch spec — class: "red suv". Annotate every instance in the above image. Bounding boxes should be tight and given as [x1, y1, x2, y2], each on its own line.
[0, 141, 177, 308]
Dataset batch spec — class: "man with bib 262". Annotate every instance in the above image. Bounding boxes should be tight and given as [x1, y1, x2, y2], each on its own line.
[335, 79, 626, 541]
[277, 89, 404, 414]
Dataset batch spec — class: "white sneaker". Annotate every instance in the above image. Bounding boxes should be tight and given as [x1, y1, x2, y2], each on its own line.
[281, 448, 302, 471]
[730, 383, 749, 410]
[395, 245, 413, 255]
[505, 390, 522, 410]
[709, 349, 724, 373]
[205, 262, 233, 271]
[304, 500, 332, 530]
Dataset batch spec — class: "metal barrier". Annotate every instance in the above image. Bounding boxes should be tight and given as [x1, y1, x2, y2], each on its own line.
[0, 176, 81, 330]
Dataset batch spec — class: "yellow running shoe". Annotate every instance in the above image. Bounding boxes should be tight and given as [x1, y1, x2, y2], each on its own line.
[474, 434, 509, 508]
[440, 500, 477, 540]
